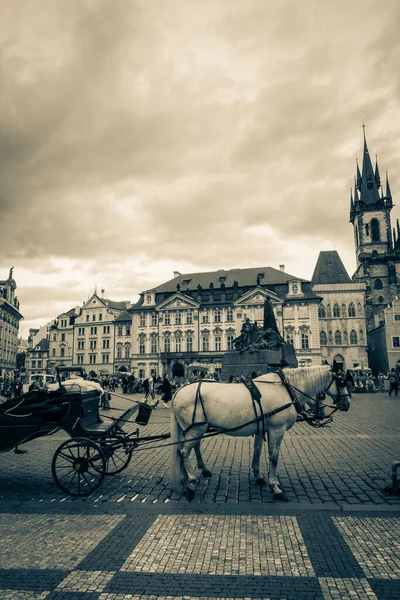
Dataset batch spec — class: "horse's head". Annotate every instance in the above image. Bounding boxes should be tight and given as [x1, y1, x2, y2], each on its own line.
[326, 371, 350, 411]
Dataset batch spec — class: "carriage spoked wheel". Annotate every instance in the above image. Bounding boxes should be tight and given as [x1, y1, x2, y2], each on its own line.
[52, 437, 106, 496]
[97, 437, 135, 475]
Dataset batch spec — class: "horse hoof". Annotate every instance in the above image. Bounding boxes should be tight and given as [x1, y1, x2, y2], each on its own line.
[186, 487, 195, 502]
[273, 491, 288, 502]
[255, 477, 267, 486]
[202, 469, 212, 478]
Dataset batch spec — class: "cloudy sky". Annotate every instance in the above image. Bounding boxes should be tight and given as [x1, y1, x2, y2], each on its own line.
[1, 0, 400, 337]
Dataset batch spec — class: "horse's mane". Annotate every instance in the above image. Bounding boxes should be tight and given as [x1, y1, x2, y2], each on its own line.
[281, 365, 331, 401]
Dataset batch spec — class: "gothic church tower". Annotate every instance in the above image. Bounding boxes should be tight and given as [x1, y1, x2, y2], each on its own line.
[350, 127, 400, 331]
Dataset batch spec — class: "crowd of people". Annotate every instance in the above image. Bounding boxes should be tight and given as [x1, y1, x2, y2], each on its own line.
[343, 367, 400, 396]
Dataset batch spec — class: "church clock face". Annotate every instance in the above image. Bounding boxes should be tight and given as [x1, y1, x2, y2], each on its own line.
[292, 284, 298, 293]
[146, 294, 152, 303]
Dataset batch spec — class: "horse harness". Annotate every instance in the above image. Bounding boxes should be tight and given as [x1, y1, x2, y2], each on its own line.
[183, 369, 339, 438]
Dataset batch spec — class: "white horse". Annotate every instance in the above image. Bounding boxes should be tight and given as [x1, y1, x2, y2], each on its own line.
[170, 366, 350, 501]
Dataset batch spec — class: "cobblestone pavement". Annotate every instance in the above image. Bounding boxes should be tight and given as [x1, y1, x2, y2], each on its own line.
[0, 391, 399, 508]
[1, 391, 400, 599]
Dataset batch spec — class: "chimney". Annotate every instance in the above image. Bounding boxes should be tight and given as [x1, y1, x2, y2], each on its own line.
[279, 265, 285, 272]
[173, 271, 181, 278]
[125, 301, 132, 309]
[74, 306, 81, 315]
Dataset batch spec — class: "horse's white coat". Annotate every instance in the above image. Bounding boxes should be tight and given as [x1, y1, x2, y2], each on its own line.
[170, 366, 348, 500]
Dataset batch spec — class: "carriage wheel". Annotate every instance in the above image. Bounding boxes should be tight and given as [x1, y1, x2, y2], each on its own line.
[52, 438, 106, 496]
[100, 443, 133, 475]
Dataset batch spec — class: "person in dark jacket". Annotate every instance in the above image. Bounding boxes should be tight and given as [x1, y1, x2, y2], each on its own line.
[161, 375, 172, 408]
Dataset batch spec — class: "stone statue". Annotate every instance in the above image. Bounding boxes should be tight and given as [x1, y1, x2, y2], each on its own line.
[263, 297, 280, 334]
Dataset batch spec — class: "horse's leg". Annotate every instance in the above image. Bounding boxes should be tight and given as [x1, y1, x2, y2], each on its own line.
[252, 433, 267, 485]
[194, 441, 212, 477]
[178, 424, 208, 501]
[267, 427, 288, 502]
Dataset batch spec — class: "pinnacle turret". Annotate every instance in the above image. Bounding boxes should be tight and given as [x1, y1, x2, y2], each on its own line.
[375, 155, 381, 188]
[386, 172, 392, 199]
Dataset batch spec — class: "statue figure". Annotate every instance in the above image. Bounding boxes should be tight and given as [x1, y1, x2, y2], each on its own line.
[263, 297, 280, 334]
[176, 283, 181, 292]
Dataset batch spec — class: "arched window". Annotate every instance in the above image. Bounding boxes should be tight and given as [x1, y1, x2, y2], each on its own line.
[348, 303, 356, 317]
[350, 330, 358, 344]
[335, 330, 342, 345]
[374, 279, 383, 290]
[371, 218, 380, 241]
[378, 295, 384, 303]
[318, 305, 326, 318]
[320, 331, 327, 346]
[333, 304, 340, 318]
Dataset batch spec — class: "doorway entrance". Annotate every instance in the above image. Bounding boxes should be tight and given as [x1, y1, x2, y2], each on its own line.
[172, 362, 185, 378]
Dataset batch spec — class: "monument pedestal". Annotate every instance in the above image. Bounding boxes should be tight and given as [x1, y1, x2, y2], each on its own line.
[220, 345, 297, 381]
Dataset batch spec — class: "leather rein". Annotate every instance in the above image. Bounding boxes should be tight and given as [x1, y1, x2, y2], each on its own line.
[183, 370, 344, 436]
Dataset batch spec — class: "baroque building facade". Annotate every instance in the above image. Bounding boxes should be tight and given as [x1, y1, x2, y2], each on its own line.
[312, 251, 368, 370]
[0, 268, 23, 376]
[131, 266, 323, 380]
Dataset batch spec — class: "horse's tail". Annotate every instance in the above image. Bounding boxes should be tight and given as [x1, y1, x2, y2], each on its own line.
[170, 407, 184, 488]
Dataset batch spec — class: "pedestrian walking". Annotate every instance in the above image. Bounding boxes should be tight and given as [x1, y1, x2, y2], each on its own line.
[345, 369, 354, 398]
[387, 368, 398, 396]
[160, 374, 172, 408]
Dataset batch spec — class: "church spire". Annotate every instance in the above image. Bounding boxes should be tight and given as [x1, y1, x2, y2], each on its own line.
[359, 126, 381, 204]
[375, 154, 381, 188]
[386, 171, 392, 199]
[350, 187, 354, 218]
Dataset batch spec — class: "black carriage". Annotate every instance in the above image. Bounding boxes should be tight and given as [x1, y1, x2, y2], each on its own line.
[0, 367, 143, 497]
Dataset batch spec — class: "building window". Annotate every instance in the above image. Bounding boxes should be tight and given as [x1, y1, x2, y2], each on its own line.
[335, 330, 342, 345]
[139, 314, 146, 327]
[393, 337, 400, 348]
[90, 326, 97, 335]
[348, 303, 356, 317]
[151, 336, 157, 354]
[164, 313, 171, 326]
[89, 355, 96, 364]
[202, 313, 209, 324]
[301, 333, 309, 349]
[102, 339, 109, 348]
[214, 309, 221, 323]
[102, 354, 109, 363]
[333, 304, 340, 318]
[99, 313, 103, 321]
[175, 338, 182, 352]
[139, 368, 145, 379]
[86, 315, 90, 322]
[215, 336, 221, 351]
[60, 348, 65, 358]
[320, 331, 327, 346]
[164, 337, 170, 352]
[151, 313, 157, 326]
[52, 348, 56, 357]
[371, 218, 380, 241]
[175, 312, 182, 325]
[53, 334, 56, 341]
[374, 279, 383, 290]
[90, 340, 97, 350]
[77, 355, 84, 365]
[61, 333, 65, 342]
[78, 327, 85, 336]
[125, 344, 131, 359]
[186, 312, 193, 324]
[350, 330, 358, 344]
[186, 336, 193, 352]
[227, 334, 234, 350]
[318, 305, 326, 318]
[92, 314, 96, 321]
[202, 336, 209, 352]
[139, 338, 146, 355]
[117, 324, 123, 336]
[286, 333, 294, 345]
